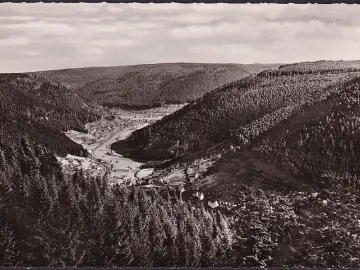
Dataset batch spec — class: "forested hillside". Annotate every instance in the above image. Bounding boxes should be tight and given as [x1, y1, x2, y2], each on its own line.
[35, 63, 278, 109]
[3, 61, 360, 268]
[105, 64, 360, 268]
[2, 165, 360, 268]
[0, 171, 234, 267]
[0, 73, 234, 268]
[178, 76, 360, 198]
[0, 73, 101, 179]
[255, 76, 360, 185]
[189, 74, 360, 268]
[112, 61, 360, 161]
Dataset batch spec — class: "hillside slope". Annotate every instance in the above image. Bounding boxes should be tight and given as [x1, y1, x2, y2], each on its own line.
[34, 63, 278, 109]
[112, 60, 360, 161]
[123, 69, 360, 268]
[0, 73, 101, 178]
[190, 76, 360, 199]
[255, 76, 360, 183]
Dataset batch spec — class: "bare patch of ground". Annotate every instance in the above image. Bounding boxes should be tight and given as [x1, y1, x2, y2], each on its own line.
[56, 154, 108, 178]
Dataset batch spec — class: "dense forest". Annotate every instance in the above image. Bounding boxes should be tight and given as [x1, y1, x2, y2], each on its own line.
[0, 73, 101, 179]
[0, 72, 234, 267]
[35, 63, 278, 109]
[1, 165, 360, 267]
[3, 60, 360, 267]
[0, 170, 234, 267]
[179, 75, 360, 197]
[112, 61, 360, 161]
[255, 76, 360, 185]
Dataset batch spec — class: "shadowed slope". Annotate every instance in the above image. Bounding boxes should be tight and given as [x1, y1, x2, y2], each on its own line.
[34, 63, 278, 108]
[0, 73, 101, 178]
[112, 60, 360, 162]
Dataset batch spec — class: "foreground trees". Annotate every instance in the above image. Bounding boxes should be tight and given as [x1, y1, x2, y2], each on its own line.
[0, 170, 233, 267]
[2, 166, 360, 268]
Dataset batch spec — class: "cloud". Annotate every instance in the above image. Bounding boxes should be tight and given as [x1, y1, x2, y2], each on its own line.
[169, 22, 263, 41]
[4, 21, 75, 37]
[0, 3, 360, 72]
[89, 39, 140, 48]
[0, 36, 30, 46]
[76, 48, 103, 56]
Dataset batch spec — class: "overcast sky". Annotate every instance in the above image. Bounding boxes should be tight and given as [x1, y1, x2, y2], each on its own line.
[0, 3, 359, 72]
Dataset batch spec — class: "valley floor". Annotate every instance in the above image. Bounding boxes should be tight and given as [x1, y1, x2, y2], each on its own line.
[61, 104, 186, 185]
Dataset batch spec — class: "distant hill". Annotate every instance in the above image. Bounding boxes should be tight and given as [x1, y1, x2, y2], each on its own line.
[111, 60, 360, 162]
[34, 63, 279, 109]
[0, 73, 101, 178]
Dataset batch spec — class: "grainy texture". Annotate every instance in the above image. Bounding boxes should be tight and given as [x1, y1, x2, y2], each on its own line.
[2, 61, 360, 268]
[34, 63, 278, 109]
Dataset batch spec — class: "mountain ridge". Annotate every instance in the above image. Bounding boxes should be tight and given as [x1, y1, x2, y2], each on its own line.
[111, 60, 360, 162]
[33, 62, 279, 109]
[133, 62, 360, 203]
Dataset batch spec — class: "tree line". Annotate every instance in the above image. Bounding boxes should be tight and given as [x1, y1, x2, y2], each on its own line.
[112, 66, 360, 162]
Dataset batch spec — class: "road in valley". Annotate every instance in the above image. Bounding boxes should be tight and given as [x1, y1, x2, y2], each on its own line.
[90, 117, 158, 184]
[66, 105, 186, 185]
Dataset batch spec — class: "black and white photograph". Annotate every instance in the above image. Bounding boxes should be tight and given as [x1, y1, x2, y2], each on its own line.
[1, 2, 360, 268]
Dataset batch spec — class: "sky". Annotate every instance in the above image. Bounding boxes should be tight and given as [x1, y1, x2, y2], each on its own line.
[0, 3, 359, 72]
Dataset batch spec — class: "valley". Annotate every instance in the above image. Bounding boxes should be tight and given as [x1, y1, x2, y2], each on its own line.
[4, 60, 360, 268]
[4, 2, 360, 268]
[62, 104, 186, 185]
